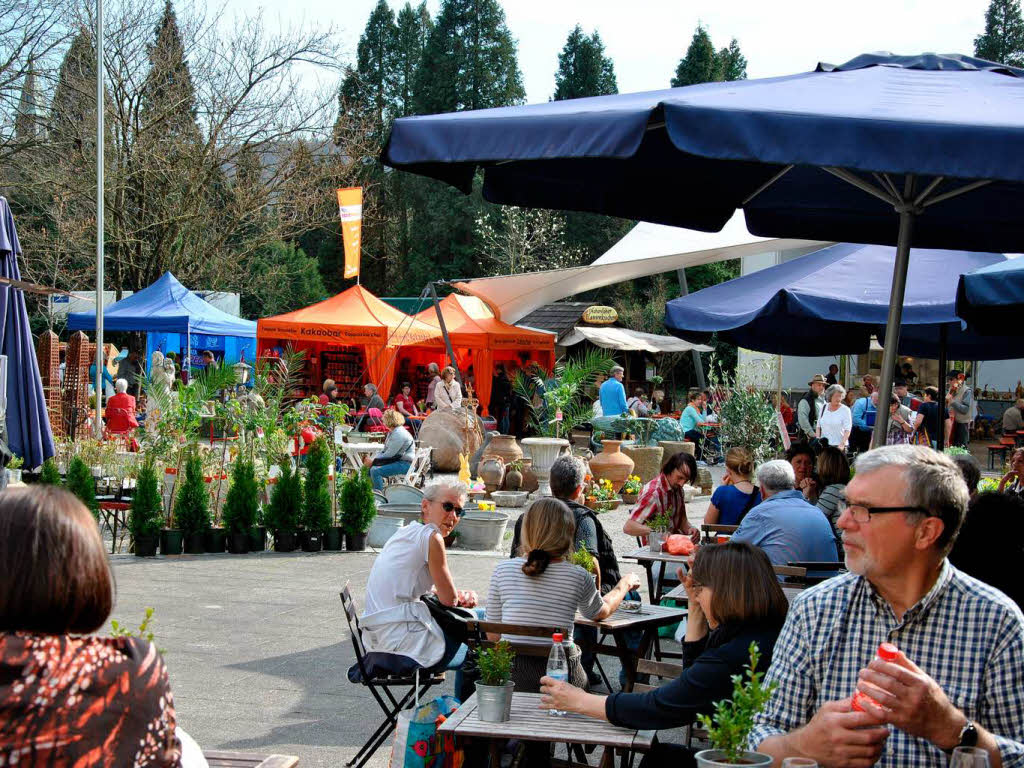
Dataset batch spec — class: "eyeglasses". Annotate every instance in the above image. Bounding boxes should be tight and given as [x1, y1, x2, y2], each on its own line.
[439, 500, 465, 518]
[837, 497, 932, 524]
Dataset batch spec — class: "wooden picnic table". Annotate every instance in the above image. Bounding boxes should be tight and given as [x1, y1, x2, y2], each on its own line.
[575, 602, 688, 691]
[203, 751, 298, 768]
[438, 692, 654, 768]
[341, 441, 383, 470]
[621, 547, 693, 604]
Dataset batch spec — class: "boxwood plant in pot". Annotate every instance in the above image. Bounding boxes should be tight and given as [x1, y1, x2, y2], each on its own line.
[695, 642, 776, 767]
[175, 448, 211, 554]
[476, 639, 516, 723]
[265, 458, 302, 551]
[130, 459, 163, 557]
[301, 436, 332, 552]
[340, 466, 376, 551]
[222, 457, 259, 554]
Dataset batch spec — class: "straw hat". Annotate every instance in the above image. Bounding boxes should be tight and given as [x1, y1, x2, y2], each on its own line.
[808, 374, 828, 386]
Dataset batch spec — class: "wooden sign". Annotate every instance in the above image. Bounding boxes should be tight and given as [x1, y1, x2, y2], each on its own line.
[582, 305, 618, 324]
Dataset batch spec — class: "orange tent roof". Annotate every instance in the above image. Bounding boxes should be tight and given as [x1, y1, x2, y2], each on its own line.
[413, 293, 554, 351]
[257, 284, 439, 346]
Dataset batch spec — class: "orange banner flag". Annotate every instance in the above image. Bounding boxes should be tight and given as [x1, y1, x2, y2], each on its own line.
[337, 187, 362, 279]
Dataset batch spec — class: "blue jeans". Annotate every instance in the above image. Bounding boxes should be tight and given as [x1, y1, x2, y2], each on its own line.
[370, 461, 412, 490]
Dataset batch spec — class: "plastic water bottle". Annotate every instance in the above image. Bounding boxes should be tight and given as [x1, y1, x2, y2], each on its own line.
[546, 632, 569, 716]
[852, 642, 899, 712]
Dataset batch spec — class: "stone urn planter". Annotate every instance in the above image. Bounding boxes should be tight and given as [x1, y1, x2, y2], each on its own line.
[367, 515, 404, 548]
[589, 440, 634, 492]
[622, 445, 664, 485]
[456, 510, 510, 550]
[521, 438, 570, 497]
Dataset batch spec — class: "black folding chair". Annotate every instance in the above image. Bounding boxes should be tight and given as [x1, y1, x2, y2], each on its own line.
[340, 583, 445, 768]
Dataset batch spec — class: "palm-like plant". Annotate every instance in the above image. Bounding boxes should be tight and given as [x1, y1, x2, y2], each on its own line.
[512, 349, 616, 438]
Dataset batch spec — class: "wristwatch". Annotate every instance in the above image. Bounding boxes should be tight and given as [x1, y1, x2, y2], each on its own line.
[945, 720, 978, 752]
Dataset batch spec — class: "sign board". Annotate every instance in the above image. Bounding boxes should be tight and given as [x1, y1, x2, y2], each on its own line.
[582, 305, 617, 325]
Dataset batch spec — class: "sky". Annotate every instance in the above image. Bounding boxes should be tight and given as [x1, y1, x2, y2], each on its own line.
[217, 0, 992, 104]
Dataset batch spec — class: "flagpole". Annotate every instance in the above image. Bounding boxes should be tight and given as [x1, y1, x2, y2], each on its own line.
[93, 0, 105, 439]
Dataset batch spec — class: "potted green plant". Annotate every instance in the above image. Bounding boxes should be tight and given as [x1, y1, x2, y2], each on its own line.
[301, 436, 331, 552]
[5, 455, 23, 485]
[621, 474, 643, 505]
[340, 466, 377, 551]
[504, 459, 524, 491]
[66, 456, 99, 519]
[265, 459, 302, 552]
[222, 457, 259, 554]
[38, 458, 62, 485]
[647, 511, 672, 552]
[476, 639, 516, 722]
[695, 642, 776, 767]
[130, 459, 163, 557]
[175, 448, 211, 554]
[569, 543, 597, 585]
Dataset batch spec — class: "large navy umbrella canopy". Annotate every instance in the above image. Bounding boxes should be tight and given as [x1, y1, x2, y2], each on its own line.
[67, 271, 256, 337]
[664, 243, 1019, 358]
[384, 52, 1024, 252]
[0, 197, 55, 469]
[956, 258, 1024, 335]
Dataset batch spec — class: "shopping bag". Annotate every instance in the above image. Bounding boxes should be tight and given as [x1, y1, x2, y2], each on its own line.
[390, 695, 464, 768]
[657, 597, 683, 638]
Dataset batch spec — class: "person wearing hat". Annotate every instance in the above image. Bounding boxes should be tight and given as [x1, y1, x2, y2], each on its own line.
[797, 374, 827, 444]
[947, 369, 973, 448]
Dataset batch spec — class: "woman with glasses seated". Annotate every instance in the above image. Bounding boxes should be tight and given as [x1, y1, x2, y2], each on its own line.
[539, 542, 787, 768]
[360, 481, 477, 673]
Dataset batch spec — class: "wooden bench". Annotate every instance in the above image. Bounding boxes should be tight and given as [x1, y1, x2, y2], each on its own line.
[634, 658, 708, 749]
[204, 751, 298, 768]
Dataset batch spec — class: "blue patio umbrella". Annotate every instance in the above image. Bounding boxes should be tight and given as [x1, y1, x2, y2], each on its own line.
[664, 243, 1020, 359]
[956, 258, 1024, 336]
[383, 52, 1024, 441]
[0, 197, 55, 469]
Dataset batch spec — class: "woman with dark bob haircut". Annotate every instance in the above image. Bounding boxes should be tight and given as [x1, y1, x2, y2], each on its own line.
[540, 542, 788, 767]
[0, 487, 182, 767]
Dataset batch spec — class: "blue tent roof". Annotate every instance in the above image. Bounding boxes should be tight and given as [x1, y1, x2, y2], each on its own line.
[383, 52, 1024, 252]
[67, 272, 256, 337]
[956, 258, 1024, 336]
[1, 197, 55, 468]
[664, 243, 1023, 359]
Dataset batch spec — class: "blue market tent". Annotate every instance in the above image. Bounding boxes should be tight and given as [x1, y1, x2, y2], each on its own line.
[0, 196, 55, 469]
[67, 272, 256, 366]
[383, 51, 1024, 440]
[664, 244, 1023, 359]
[956, 258, 1024, 336]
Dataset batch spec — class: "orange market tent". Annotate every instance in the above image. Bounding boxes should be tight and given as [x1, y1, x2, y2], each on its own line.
[257, 285, 439, 400]
[408, 293, 555, 415]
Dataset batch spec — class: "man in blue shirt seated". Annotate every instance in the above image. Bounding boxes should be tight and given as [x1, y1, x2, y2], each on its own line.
[599, 365, 628, 418]
[731, 459, 840, 571]
[850, 390, 878, 454]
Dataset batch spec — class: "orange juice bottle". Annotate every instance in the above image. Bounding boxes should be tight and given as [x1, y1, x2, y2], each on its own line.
[852, 642, 898, 712]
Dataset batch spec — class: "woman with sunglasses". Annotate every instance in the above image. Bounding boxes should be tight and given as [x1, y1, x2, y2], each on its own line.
[360, 481, 477, 672]
[539, 542, 788, 767]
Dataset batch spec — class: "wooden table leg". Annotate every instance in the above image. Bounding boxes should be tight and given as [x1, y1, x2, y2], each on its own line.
[488, 739, 500, 768]
[612, 631, 636, 692]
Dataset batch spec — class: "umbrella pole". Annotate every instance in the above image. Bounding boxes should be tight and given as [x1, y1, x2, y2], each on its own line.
[93, 0, 105, 440]
[872, 206, 916, 447]
[936, 325, 947, 451]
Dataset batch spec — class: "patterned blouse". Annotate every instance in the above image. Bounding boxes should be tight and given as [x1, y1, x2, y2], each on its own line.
[0, 633, 182, 767]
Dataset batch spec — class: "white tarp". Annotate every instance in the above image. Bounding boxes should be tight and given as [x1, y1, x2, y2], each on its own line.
[453, 213, 830, 324]
[561, 326, 714, 354]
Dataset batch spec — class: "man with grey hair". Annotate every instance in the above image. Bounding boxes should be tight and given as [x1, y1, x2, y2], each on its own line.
[599, 365, 628, 418]
[751, 445, 1024, 766]
[731, 459, 839, 568]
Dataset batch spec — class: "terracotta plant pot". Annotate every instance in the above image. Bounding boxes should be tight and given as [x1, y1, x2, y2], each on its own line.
[519, 459, 540, 493]
[485, 434, 523, 467]
[621, 492, 638, 505]
[589, 440, 635, 492]
[478, 455, 505, 495]
[622, 445, 664, 485]
[504, 469, 523, 491]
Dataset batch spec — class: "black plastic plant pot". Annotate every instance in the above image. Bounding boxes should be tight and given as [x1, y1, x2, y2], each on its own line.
[227, 531, 250, 554]
[248, 527, 267, 552]
[160, 529, 183, 555]
[345, 532, 368, 551]
[300, 531, 322, 552]
[184, 532, 205, 554]
[273, 531, 297, 552]
[204, 528, 227, 553]
[324, 527, 343, 551]
[134, 535, 159, 557]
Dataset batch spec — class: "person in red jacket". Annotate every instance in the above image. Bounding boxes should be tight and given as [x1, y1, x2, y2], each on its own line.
[105, 378, 140, 435]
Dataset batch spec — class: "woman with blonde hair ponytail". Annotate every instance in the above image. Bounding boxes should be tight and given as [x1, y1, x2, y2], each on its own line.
[704, 446, 761, 526]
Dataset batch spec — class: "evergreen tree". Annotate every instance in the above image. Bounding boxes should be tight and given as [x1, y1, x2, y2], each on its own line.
[553, 26, 617, 101]
[66, 457, 98, 519]
[49, 29, 97, 156]
[140, 0, 201, 143]
[174, 448, 211, 536]
[302, 437, 332, 533]
[717, 38, 748, 81]
[265, 459, 302, 535]
[130, 459, 164, 539]
[394, 2, 433, 118]
[222, 457, 259, 533]
[672, 25, 720, 87]
[15, 62, 40, 140]
[38, 458, 62, 485]
[340, 466, 377, 535]
[413, 0, 525, 114]
[975, 0, 1024, 67]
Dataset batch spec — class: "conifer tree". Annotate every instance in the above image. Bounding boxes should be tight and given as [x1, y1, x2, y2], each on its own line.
[222, 457, 259, 533]
[174, 448, 211, 536]
[49, 29, 97, 156]
[38, 458, 62, 486]
[302, 437, 332, 534]
[130, 459, 164, 539]
[265, 458, 302, 535]
[975, 0, 1024, 67]
[15, 62, 40, 140]
[672, 25, 720, 87]
[66, 457, 98, 519]
[717, 38, 748, 82]
[553, 25, 617, 101]
[394, 2, 433, 118]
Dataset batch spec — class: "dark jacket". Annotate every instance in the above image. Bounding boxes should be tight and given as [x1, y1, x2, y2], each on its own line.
[604, 619, 784, 730]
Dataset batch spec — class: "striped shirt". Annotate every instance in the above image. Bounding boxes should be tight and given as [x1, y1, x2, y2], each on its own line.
[487, 559, 604, 645]
[748, 561, 1024, 766]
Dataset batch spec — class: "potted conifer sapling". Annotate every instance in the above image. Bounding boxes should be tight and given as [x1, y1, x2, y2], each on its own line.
[130, 459, 163, 557]
[175, 448, 212, 554]
[222, 457, 259, 554]
[265, 458, 302, 552]
[38, 458, 62, 485]
[301, 436, 332, 552]
[341, 466, 377, 551]
[66, 456, 99, 520]
[476, 639, 516, 722]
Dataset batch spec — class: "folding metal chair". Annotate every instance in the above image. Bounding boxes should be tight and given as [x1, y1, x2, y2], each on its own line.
[340, 583, 444, 768]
